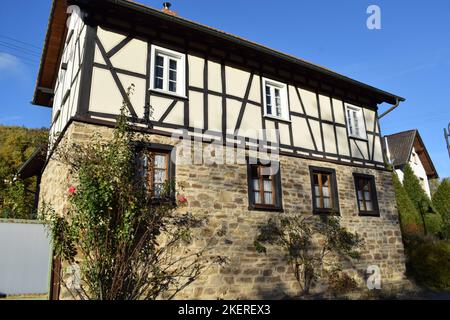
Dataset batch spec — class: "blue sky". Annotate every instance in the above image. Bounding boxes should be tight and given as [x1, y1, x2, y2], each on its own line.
[0, 0, 449, 177]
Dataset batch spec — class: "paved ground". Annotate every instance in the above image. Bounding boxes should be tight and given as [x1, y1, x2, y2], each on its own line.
[414, 292, 450, 300]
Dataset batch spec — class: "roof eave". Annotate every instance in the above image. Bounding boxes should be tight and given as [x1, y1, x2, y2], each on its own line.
[35, 0, 405, 108]
[78, 0, 405, 105]
[32, 0, 68, 107]
[415, 131, 439, 179]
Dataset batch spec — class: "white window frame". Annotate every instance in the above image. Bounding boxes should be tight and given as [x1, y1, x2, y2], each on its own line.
[262, 77, 290, 121]
[345, 104, 367, 140]
[149, 44, 186, 98]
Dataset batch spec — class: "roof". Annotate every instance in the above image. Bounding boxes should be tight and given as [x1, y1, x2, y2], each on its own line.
[385, 129, 438, 179]
[33, 0, 68, 107]
[33, 0, 405, 107]
[17, 145, 47, 179]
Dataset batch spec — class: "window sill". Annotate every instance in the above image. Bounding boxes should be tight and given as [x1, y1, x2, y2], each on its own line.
[313, 209, 340, 216]
[248, 205, 284, 213]
[148, 196, 176, 206]
[149, 88, 188, 100]
[263, 114, 291, 123]
[358, 211, 380, 217]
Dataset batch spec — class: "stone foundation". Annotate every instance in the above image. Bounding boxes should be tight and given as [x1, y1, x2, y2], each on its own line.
[39, 121, 408, 299]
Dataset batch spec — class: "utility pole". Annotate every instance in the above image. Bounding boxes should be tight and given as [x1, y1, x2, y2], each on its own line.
[445, 123, 450, 159]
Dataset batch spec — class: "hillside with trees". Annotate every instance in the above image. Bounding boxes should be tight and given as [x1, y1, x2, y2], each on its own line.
[0, 125, 48, 219]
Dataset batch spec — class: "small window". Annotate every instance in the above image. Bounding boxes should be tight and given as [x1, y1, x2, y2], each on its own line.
[150, 45, 186, 97]
[309, 167, 340, 214]
[345, 104, 367, 139]
[353, 173, 379, 216]
[135, 147, 173, 198]
[262, 78, 289, 121]
[412, 151, 419, 165]
[247, 161, 282, 211]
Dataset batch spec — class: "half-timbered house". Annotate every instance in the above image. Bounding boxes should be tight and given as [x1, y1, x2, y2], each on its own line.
[384, 130, 438, 197]
[33, 0, 409, 299]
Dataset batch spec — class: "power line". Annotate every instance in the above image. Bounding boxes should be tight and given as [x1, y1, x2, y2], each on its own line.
[0, 34, 41, 50]
[0, 41, 41, 57]
[0, 39, 41, 54]
[0, 50, 40, 65]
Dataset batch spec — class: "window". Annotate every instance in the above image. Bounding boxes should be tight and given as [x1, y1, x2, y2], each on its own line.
[345, 104, 367, 139]
[412, 150, 419, 165]
[262, 78, 289, 121]
[353, 173, 379, 216]
[247, 161, 283, 211]
[150, 45, 186, 97]
[135, 146, 174, 198]
[309, 167, 340, 214]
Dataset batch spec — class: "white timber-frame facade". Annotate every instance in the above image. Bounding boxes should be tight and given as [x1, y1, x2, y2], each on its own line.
[32, 0, 410, 299]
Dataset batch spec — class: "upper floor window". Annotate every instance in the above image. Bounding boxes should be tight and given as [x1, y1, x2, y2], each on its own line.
[247, 160, 283, 211]
[412, 150, 419, 165]
[150, 45, 186, 97]
[135, 145, 174, 198]
[353, 173, 379, 216]
[345, 104, 367, 140]
[309, 167, 340, 214]
[262, 78, 289, 121]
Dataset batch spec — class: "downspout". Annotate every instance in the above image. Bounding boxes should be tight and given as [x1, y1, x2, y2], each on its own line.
[378, 98, 401, 120]
[378, 98, 401, 168]
[385, 137, 393, 166]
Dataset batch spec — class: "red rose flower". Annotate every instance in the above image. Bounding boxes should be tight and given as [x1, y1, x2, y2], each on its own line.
[68, 186, 76, 195]
[177, 194, 188, 204]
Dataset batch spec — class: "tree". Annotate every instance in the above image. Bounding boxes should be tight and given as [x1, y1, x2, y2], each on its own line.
[432, 179, 450, 239]
[403, 164, 436, 236]
[1, 180, 33, 219]
[42, 91, 225, 300]
[254, 215, 363, 296]
[392, 172, 422, 238]
[0, 125, 48, 219]
[429, 178, 441, 197]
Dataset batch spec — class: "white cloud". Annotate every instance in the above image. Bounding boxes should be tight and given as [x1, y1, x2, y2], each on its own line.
[0, 52, 28, 79]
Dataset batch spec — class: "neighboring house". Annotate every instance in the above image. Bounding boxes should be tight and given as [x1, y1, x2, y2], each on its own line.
[384, 130, 438, 197]
[26, 0, 409, 299]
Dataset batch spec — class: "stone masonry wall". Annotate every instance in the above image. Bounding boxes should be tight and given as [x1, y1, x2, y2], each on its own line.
[39, 121, 407, 299]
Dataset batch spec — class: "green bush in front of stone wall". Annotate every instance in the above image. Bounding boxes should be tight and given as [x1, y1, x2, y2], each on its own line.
[407, 240, 450, 291]
[254, 215, 363, 296]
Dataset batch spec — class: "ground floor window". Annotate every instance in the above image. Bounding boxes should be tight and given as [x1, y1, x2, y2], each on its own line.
[309, 166, 340, 214]
[353, 173, 379, 216]
[135, 144, 174, 198]
[247, 160, 282, 211]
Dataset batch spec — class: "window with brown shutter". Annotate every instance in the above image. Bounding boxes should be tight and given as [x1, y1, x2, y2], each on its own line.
[353, 173, 379, 216]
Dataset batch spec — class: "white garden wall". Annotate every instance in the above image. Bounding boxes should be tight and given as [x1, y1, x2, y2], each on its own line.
[0, 220, 52, 296]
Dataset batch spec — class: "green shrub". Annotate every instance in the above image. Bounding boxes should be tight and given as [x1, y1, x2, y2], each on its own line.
[432, 179, 450, 239]
[403, 164, 433, 212]
[327, 270, 358, 297]
[424, 213, 443, 237]
[403, 164, 440, 236]
[407, 240, 450, 290]
[392, 173, 423, 237]
[254, 216, 363, 296]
